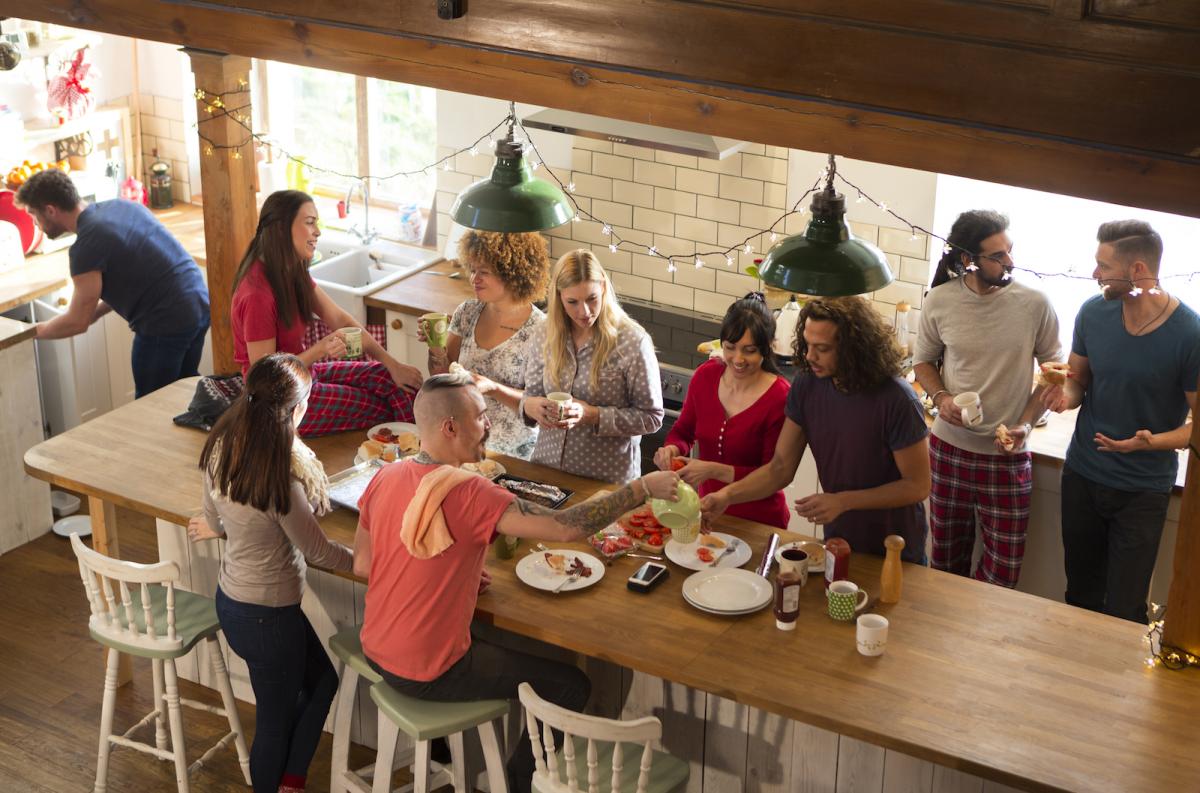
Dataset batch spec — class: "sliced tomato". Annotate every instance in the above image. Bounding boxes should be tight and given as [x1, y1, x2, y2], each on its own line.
[625, 526, 646, 539]
[628, 514, 648, 527]
[671, 457, 688, 471]
[643, 515, 662, 529]
[696, 547, 714, 563]
[633, 506, 655, 518]
[643, 532, 664, 547]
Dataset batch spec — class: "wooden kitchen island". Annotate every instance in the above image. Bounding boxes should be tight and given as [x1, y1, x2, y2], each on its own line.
[24, 379, 1200, 793]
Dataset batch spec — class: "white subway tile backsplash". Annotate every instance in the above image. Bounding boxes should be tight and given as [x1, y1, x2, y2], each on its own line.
[653, 188, 697, 216]
[591, 153, 634, 181]
[763, 182, 786, 209]
[718, 174, 764, 204]
[697, 195, 740, 224]
[696, 156, 742, 176]
[594, 244, 632, 273]
[716, 269, 759, 297]
[550, 235, 578, 260]
[651, 234, 697, 258]
[765, 145, 789, 159]
[154, 96, 184, 122]
[872, 279, 925, 308]
[610, 271, 653, 301]
[436, 170, 474, 193]
[454, 151, 493, 177]
[141, 114, 169, 138]
[654, 150, 699, 169]
[613, 180, 655, 208]
[739, 203, 784, 232]
[633, 207, 675, 236]
[158, 138, 188, 162]
[632, 253, 674, 282]
[570, 172, 613, 201]
[675, 216, 719, 245]
[672, 260, 716, 291]
[741, 153, 787, 184]
[569, 219, 612, 245]
[634, 160, 676, 189]
[614, 226, 655, 247]
[571, 149, 592, 173]
[739, 143, 766, 156]
[878, 227, 929, 258]
[545, 220, 574, 240]
[574, 138, 614, 154]
[676, 168, 719, 197]
[653, 280, 695, 310]
[589, 200, 633, 229]
[901, 256, 932, 285]
[717, 223, 761, 249]
[613, 142, 656, 161]
[848, 222, 879, 246]
[694, 289, 735, 318]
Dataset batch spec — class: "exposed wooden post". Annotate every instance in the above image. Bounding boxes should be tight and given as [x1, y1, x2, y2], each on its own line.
[187, 49, 256, 375]
[1164, 401, 1200, 654]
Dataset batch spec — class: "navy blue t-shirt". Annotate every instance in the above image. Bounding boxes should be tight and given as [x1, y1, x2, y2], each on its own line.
[785, 373, 929, 562]
[69, 200, 209, 336]
[1066, 295, 1200, 492]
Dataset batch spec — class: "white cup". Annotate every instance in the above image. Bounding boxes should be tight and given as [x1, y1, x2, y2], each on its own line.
[952, 391, 983, 427]
[339, 327, 363, 359]
[775, 546, 809, 587]
[547, 391, 572, 420]
[856, 614, 889, 657]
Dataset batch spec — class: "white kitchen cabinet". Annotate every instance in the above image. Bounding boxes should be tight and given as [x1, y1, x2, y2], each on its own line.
[102, 311, 136, 408]
[385, 310, 429, 378]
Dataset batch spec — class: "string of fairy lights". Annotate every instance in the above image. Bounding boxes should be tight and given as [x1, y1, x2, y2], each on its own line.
[1144, 604, 1200, 671]
[193, 84, 1188, 295]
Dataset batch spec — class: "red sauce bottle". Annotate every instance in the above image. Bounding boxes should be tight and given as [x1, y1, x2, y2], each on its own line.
[824, 537, 851, 589]
[773, 570, 802, 630]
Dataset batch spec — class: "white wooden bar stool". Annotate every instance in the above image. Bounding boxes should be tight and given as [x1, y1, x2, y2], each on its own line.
[518, 682, 689, 793]
[329, 624, 455, 793]
[370, 680, 510, 793]
[69, 533, 251, 793]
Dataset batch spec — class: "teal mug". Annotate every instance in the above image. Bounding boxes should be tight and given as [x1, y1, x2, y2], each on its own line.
[827, 580, 868, 621]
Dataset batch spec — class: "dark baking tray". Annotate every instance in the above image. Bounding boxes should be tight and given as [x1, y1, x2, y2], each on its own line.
[494, 474, 573, 509]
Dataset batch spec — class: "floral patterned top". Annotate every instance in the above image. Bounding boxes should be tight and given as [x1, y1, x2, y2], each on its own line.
[450, 299, 545, 459]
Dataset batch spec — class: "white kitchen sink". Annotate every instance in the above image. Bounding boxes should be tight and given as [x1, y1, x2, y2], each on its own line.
[309, 239, 443, 323]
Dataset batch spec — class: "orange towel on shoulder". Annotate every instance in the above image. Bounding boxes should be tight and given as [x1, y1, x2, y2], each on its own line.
[401, 465, 479, 559]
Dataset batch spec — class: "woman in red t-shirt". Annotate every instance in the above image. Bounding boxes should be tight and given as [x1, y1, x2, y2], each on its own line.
[654, 292, 791, 529]
[231, 190, 423, 436]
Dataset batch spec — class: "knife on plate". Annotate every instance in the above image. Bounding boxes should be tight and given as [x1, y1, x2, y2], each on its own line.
[756, 533, 780, 578]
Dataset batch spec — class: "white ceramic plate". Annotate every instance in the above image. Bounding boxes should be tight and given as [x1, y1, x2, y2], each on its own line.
[461, 459, 507, 480]
[52, 514, 92, 538]
[682, 568, 772, 614]
[357, 422, 421, 464]
[515, 550, 605, 593]
[664, 532, 750, 571]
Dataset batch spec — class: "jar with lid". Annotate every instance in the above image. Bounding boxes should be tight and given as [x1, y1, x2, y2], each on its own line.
[773, 570, 802, 630]
[824, 537, 851, 589]
[148, 149, 173, 209]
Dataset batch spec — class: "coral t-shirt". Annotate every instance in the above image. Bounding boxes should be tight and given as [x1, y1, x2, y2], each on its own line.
[231, 261, 312, 376]
[358, 460, 515, 681]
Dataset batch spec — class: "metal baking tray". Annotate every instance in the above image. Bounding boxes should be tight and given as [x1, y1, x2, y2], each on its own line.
[328, 461, 383, 513]
[494, 474, 573, 509]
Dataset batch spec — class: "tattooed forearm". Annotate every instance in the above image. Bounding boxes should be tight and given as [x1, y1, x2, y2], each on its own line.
[512, 484, 642, 539]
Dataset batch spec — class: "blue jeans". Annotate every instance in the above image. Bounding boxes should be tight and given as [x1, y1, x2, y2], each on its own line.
[130, 320, 208, 398]
[215, 588, 339, 792]
[1060, 466, 1171, 624]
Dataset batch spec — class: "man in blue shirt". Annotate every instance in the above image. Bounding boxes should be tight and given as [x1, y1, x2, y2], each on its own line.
[1044, 220, 1200, 623]
[16, 169, 210, 398]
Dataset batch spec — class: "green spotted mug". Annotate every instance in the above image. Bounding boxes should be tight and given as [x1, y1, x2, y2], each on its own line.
[827, 580, 869, 621]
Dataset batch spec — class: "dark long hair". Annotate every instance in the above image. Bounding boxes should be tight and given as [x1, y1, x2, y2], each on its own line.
[794, 296, 903, 394]
[720, 292, 781, 375]
[199, 354, 312, 514]
[232, 190, 317, 327]
[930, 210, 1010, 289]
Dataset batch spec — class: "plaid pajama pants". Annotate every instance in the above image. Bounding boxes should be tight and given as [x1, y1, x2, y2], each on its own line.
[298, 359, 414, 437]
[929, 434, 1032, 588]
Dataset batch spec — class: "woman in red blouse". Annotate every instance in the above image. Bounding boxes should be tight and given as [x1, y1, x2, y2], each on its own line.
[654, 292, 791, 529]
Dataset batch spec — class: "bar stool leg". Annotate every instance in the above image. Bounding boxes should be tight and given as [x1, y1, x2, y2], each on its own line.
[478, 718, 509, 793]
[162, 659, 191, 793]
[330, 661, 359, 793]
[412, 740, 431, 793]
[151, 658, 169, 751]
[373, 712, 402, 793]
[448, 732, 467, 793]
[93, 648, 121, 793]
[207, 636, 251, 784]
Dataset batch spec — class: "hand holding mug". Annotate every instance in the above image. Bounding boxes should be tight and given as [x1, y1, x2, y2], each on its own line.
[935, 391, 964, 427]
[317, 330, 348, 360]
[525, 397, 564, 429]
[557, 398, 588, 430]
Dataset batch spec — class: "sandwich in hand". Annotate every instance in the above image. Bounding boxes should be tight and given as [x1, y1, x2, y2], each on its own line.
[995, 424, 1016, 452]
[1040, 361, 1070, 386]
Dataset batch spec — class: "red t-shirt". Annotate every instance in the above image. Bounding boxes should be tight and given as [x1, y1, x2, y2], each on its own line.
[358, 461, 516, 682]
[665, 357, 791, 529]
[231, 261, 313, 376]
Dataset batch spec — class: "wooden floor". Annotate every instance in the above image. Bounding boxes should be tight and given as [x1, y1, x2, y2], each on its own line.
[0, 497, 377, 792]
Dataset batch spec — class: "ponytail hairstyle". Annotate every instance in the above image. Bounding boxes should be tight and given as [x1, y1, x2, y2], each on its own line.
[232, 190, 318, 327]
[720, 292, 781, 375]
[199, 353, 312, 514]
[930, 210, 1010, 289]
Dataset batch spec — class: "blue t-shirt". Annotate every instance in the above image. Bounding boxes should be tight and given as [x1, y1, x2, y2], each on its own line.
[69, 200, 209, 336]
[785, 373, 929, 562]
[1066, 295, 1200, 492]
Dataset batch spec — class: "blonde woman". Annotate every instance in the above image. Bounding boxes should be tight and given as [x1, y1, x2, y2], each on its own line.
[521, 249, 663, 483]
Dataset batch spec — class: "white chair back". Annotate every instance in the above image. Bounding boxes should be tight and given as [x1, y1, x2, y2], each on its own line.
[70, 533, 185, 653]
[518, 682, 662, 793]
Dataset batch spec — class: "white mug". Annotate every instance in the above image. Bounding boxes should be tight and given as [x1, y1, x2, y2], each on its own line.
[776, 547, 809, 587]
[952, 391, 983, 427]
[547, 392, 572, 420]
[856, 614, 889, 656]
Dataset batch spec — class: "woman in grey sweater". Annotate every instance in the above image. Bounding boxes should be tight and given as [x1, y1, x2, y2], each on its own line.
[188, 353, 352, 793]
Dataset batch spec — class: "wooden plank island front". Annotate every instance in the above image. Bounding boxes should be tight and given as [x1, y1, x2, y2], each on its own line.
[24, 380, 1199, 793]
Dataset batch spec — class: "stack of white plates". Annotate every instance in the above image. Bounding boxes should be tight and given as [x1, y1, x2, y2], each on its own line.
[682, 568, 772, 616]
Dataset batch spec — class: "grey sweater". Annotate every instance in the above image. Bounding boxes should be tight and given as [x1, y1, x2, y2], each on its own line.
[203, 476, 353, 607]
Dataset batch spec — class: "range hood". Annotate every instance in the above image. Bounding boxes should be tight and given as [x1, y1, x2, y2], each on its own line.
[522, 109, 747, 160]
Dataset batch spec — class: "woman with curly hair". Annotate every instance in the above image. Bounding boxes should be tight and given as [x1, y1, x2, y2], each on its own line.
[425, 230, 550, 458]
[701, 295, 930, 561]
[520, 249, 663, 484]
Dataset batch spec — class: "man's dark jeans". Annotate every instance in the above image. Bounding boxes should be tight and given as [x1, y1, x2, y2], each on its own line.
[1061, 466, 1170, 624]
[131, 319, 208, 398]
[368, 634, 591, 793]
[215, 587, 339, 792]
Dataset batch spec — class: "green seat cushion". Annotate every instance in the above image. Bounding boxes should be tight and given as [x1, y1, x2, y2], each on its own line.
[369, 681, 509, 741]
[329, 625, 384, 684]
[532, 738, 689, 793]
[88, 587, 221, 660]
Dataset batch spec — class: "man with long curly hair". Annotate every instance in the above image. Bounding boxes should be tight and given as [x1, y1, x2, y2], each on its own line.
[701, 296, 931, 561]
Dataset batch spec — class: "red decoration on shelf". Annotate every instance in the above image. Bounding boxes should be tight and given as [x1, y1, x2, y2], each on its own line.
[47, 48, 98, 121]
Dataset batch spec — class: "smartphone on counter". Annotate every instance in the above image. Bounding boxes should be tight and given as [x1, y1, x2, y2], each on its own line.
[627, 561, 669, 593]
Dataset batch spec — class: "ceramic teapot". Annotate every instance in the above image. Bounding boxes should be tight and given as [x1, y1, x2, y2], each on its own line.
[772, 294, 802, 359]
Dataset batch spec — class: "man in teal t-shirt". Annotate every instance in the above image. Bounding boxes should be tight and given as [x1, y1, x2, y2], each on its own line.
[1044, 220, 1200, 623]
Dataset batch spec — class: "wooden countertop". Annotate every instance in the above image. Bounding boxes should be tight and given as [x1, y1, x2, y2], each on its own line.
[22, 378, 1200, 793]
[0, 316, 36, 353]
[365, 259, 475, 317]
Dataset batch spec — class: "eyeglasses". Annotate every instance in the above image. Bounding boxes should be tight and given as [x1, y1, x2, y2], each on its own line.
[976, 250, 1014, 266]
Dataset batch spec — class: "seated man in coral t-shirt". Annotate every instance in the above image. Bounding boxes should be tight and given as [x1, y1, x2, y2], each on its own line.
[354, 372, 679, 793]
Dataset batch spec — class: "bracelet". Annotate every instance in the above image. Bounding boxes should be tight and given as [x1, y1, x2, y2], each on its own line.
[930, 389, 950, 406]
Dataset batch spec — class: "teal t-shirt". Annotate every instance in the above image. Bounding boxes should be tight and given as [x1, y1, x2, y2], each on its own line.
[1066, 295, 1200, 491]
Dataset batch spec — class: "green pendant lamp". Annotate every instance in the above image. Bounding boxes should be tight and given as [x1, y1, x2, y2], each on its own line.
[758, 155, 894, 296]
[450, 103, 575, 232]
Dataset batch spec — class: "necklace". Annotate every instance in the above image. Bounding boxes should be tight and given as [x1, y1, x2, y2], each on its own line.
[1123, 295, 1172, 336]
[486, 304, 526, 332]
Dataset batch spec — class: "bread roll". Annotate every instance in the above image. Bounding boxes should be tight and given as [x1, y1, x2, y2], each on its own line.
[395, 431, 420, 453]
[359, 439, 385, 461]
[1040, 361, 1070, 386]
[995, 424, 1015, 452]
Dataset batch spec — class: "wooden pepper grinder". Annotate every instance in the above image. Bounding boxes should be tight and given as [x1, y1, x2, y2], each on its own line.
[880, 534, 905, 604]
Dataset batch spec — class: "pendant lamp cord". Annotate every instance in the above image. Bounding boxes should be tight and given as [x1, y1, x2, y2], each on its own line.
[825, 153, 837, 191]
